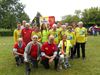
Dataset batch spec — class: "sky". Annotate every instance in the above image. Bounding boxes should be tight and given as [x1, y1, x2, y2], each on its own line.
[20, 0, 100, 21]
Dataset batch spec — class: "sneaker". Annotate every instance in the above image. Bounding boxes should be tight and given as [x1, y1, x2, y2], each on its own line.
[64, 64, 67, 69]
[55, 68, 60, 72]
[59, 66, 62, 70]
[26, 71, 30, 75]
[67, 64, 71, 68]
[16, 62, 20, 67]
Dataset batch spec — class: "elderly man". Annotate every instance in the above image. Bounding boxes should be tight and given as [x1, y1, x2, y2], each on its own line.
[75, 21, 87, 59]
[24, 35, 41, 75]
[21, 23, 32, 45]
[13, 38, 26, 66]
[41, 35, 59, 71]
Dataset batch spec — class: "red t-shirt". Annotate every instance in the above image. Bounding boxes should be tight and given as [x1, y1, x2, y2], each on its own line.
[30, 44, 38, 59]
[21, 28, 32, 45]
[41, 42, 57, 56]
[14, 42, 26, 54]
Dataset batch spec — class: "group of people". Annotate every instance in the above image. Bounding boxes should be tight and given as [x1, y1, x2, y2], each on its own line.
[13, 20, 87, 75]
[89, 24, 100, 36]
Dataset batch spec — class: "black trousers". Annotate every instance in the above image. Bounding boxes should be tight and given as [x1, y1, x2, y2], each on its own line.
[41, 57, 59, 70]
[73, 44, 78, 57]
[70, 47, 74, 59]
[76, 42, 86, 58]
[25, 57, 38, 75]
[15, 55, 24, 65]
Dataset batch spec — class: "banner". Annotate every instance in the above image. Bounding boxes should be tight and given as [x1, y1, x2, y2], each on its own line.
[40, 16, 55, 27]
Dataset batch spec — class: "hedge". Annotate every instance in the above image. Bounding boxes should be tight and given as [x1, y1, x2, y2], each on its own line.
[0, 31, 13, 36]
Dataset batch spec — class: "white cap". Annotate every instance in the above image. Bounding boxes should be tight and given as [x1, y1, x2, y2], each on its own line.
[32, 35, 38, 39]
[18, 38, 22, 41]
[77, 21, 83, 25]
[22, 20, 26, 23]
[65, 23, 69, 26]
[61, 25, 66, 28]
[25, 23, 30, 26]
[52, 24, 57, 28]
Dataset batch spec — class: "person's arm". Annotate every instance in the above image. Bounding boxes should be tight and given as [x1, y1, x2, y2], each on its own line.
[13, 48, 23, 56]
[20, 29, 23, 38]
[24, 42, 32, 62]
[49, 45, 58, 63]
[73, 32, 76, 45]
[50, 51, 57, 59]
[41, 43, 51, 59]
[41, 52, 51, 59]
[13, 30, 17, 43]
[58, 41, 64, 54]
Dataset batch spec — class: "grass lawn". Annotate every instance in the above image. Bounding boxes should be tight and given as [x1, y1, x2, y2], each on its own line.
[0, 36, 100, 75]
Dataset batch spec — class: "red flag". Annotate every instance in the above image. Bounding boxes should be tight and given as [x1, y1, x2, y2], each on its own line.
[48, 16, 55, 27]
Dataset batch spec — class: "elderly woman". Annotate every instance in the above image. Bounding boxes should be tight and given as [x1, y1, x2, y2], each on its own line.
[75, 21, 87, 59]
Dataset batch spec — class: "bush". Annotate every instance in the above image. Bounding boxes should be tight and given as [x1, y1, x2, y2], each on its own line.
[0, 31, 13, 36]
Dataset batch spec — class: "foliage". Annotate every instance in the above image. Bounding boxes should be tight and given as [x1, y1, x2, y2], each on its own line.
[0, 0, 30, 30]
[62, 7, 100, 26]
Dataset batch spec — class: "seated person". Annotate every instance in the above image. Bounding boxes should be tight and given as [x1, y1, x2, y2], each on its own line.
[58, 34, 72, 70]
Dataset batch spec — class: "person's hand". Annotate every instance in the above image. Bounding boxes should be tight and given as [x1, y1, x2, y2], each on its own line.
[50, 56, 55, 59]
[45, 55, 51, 59]
[61, 50, 64, 54]
[49, 58, 54, 63]
[37, 57, 40, 61]
[21, 54, 24, 57]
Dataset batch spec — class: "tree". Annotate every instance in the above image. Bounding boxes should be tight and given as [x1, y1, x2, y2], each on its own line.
[62, 15, 80, 24]
[75, 10, 81, 18]
[82, 7, 100, 25]
[0, 0, 30, 30]
[61, 7, 100, 27]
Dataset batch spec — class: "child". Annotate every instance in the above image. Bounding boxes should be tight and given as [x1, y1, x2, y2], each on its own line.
[58, 34, 72, 70]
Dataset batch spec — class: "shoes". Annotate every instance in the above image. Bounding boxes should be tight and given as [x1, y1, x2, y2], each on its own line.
[26, 71, 30, 75]
[16, 62, 20, 67]
[59, 65, 62, 70]
[67, 64, 71, 68]
[64, 64, 67, 69]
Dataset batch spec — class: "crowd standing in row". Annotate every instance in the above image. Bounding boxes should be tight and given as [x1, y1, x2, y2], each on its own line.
[13, 20, 87, 75]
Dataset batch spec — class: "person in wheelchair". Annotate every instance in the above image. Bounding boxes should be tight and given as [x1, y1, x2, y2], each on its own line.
[58, 34, 72, 70]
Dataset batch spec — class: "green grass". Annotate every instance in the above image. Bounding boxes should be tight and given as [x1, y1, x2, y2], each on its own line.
[0, 36, 100, 75]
